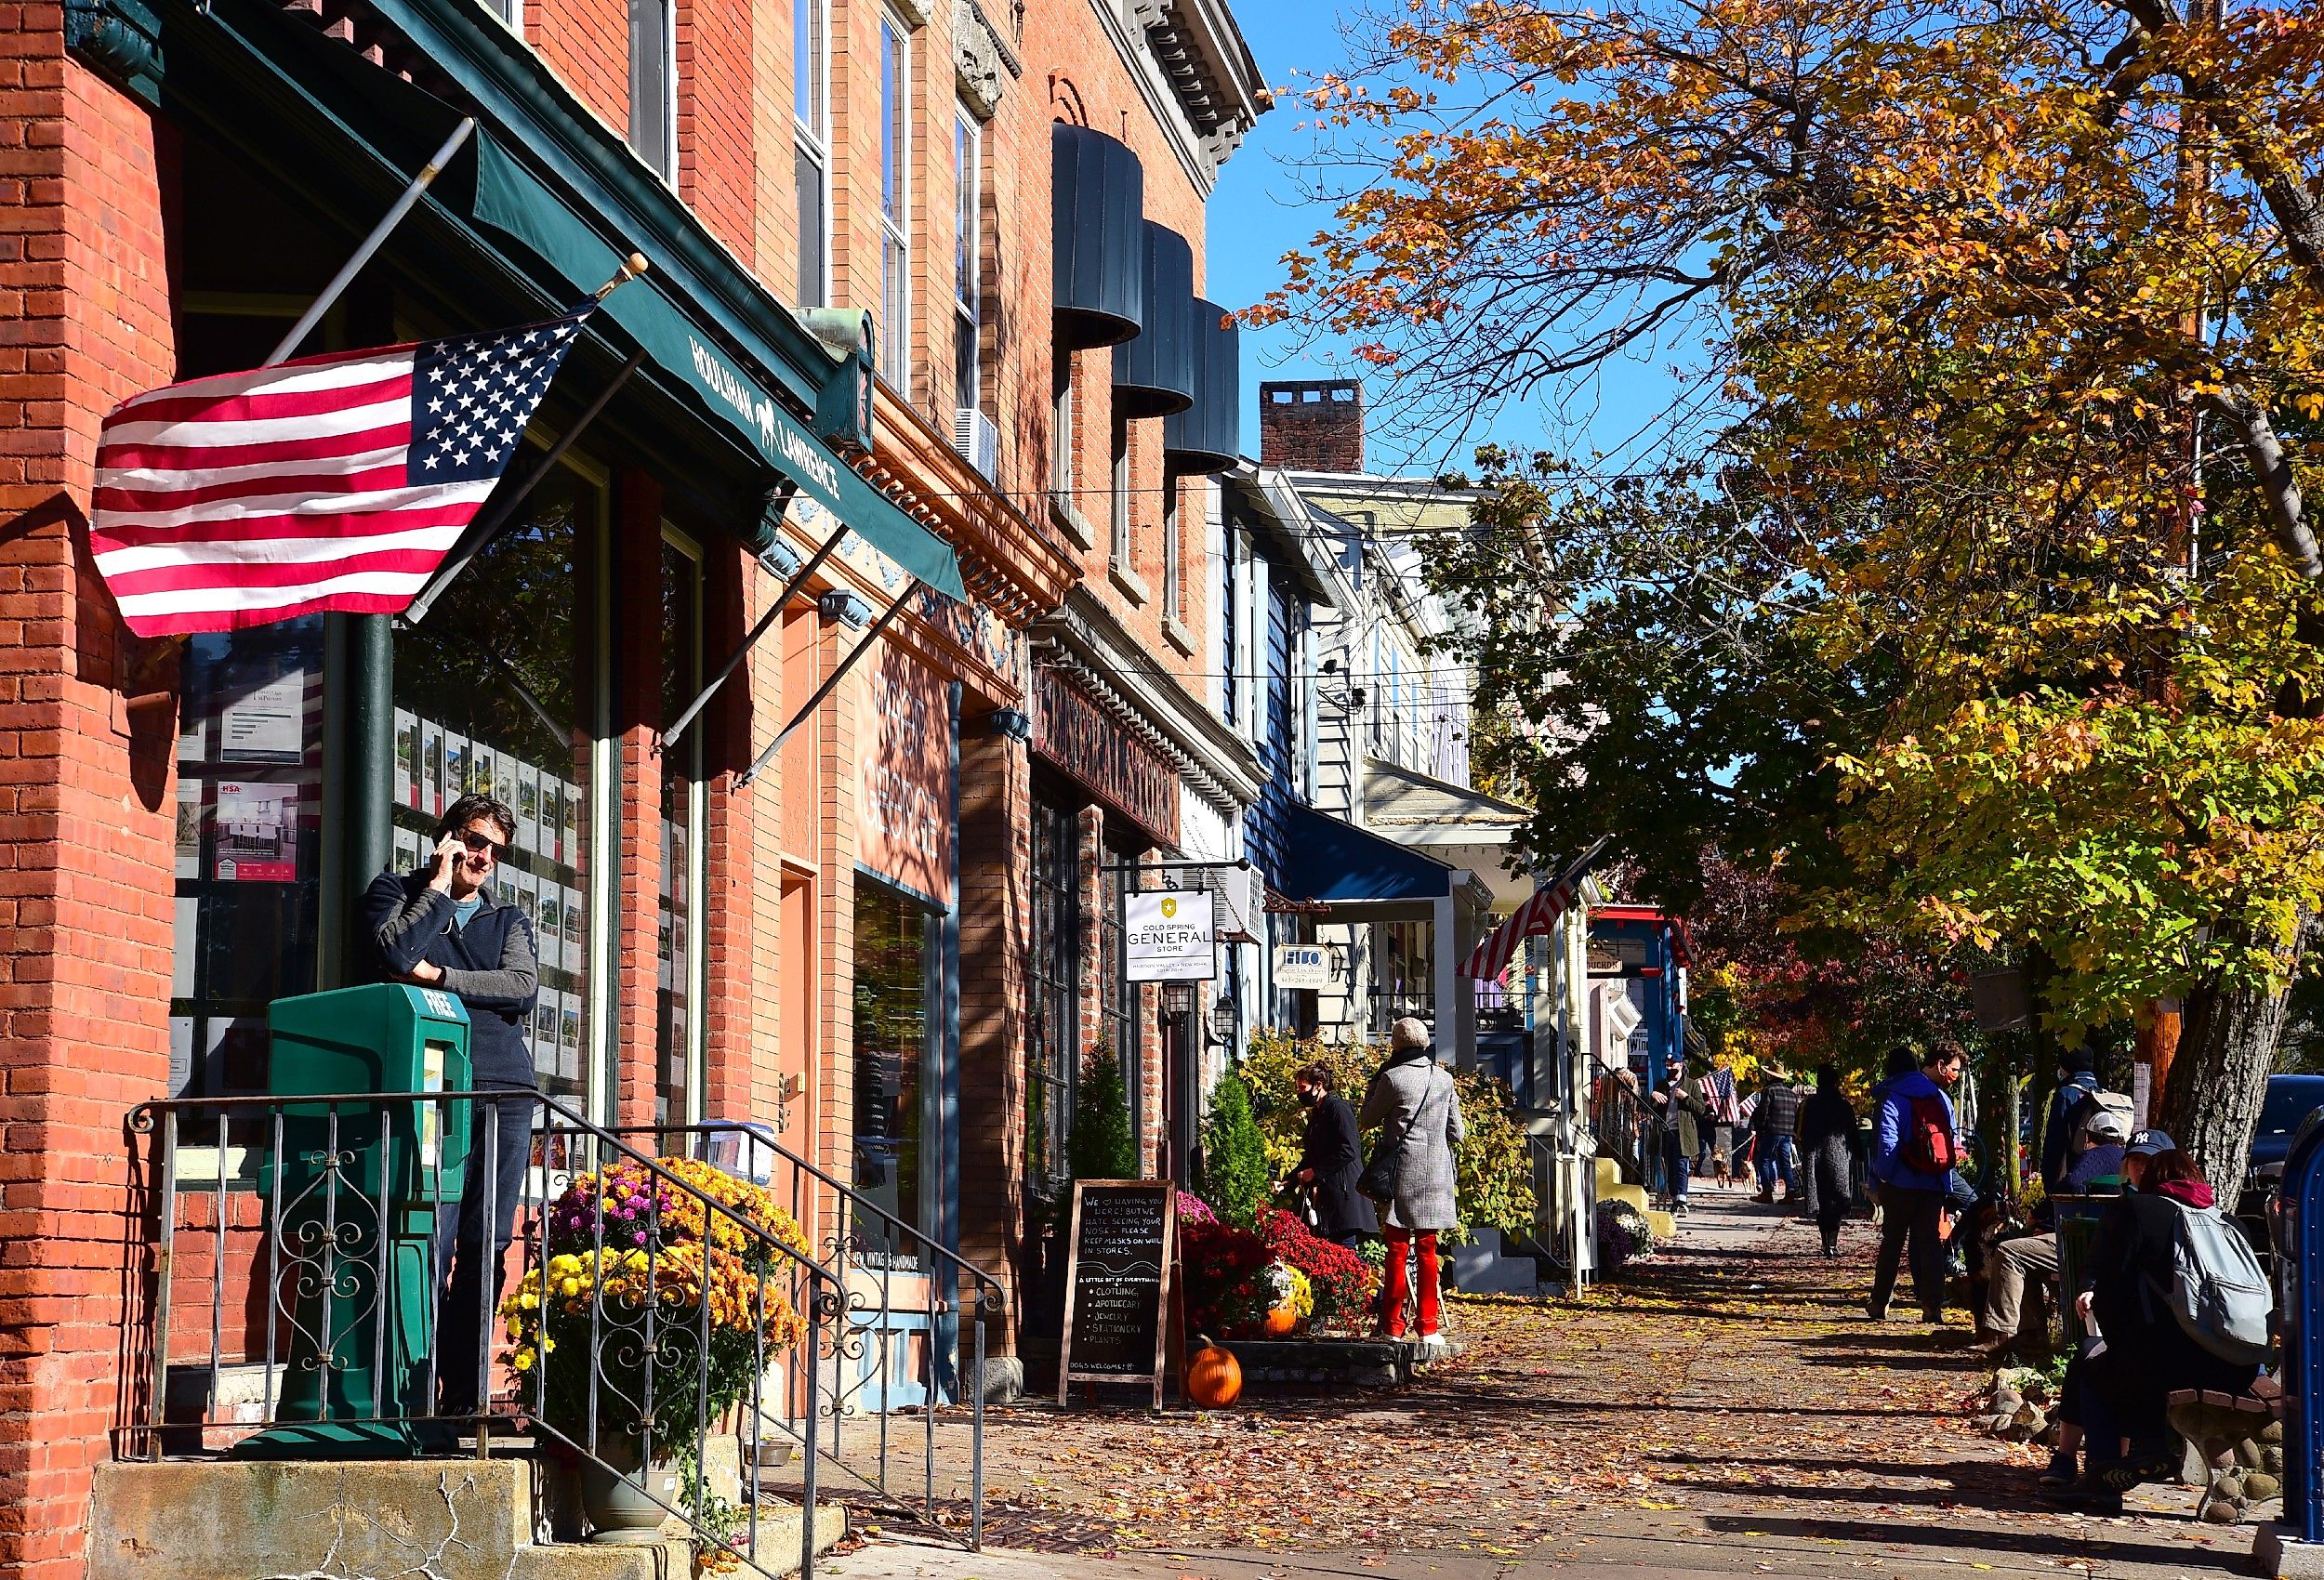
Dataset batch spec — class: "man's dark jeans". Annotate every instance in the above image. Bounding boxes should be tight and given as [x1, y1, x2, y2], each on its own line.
[437, 1083, 537, 1416]
[1869, 1182, 1947, 1319]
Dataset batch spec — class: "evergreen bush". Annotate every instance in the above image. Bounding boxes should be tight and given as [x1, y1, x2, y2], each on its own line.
[1068, 1044, 1140, 1182]
[1199, 1069, 1273, 1229]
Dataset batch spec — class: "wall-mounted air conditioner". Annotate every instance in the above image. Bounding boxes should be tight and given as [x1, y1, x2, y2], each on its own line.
[952, 407, 1000, 481]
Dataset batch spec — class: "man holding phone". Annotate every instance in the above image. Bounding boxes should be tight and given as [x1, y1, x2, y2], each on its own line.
[364, 793, 539, 1419]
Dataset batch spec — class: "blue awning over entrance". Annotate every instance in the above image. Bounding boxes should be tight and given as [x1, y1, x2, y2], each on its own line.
[1276, 804, 1455, 905]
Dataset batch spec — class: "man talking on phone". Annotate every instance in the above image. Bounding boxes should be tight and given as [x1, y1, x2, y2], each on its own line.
[364, 793, 539, 1420]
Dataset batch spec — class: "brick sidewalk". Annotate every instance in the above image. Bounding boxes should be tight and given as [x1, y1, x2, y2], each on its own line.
[819, 1188, 2255, 1579]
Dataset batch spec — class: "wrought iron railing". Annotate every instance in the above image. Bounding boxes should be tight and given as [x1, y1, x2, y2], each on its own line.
[1589, 1078, 1650, 1188]
[614, 1122, 1005, 1545]
[121, 1091, 1001, 1578]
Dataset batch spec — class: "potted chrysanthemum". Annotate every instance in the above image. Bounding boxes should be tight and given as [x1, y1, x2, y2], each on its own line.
[501, 1156, 811, 1547]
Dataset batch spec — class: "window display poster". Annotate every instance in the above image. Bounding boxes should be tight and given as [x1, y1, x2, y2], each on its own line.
[421, 721, 445, 817]
[539, 884, 564, 975]
[539, 779, 561, 862]
[470, 742, 497, 805]
[517, 765, 541, 854]
[444, 732, 469, 803]
[532, 995, 558, 1080]
[506, 866, 535, 955]
[218, 662, 308, 764]
[559, 783, 577, 864]
[393, 709, 417, 808]
[562, 891, 584, 975]
[213, 782, 298, 882]
[175, 778, 203, 879]
[558, 991, 582, 1083]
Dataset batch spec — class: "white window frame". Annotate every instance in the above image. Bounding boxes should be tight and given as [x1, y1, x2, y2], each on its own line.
[1050, 358, 1075, 498]
[794, 0, 830, 307]
[1161, 474, 1181, 624]
[627, 0, 678, 181]
[953, 106, 981, 414]
[878, 9, 912, 392]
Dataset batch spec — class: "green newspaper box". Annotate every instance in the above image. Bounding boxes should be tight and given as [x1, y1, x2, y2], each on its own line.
[234, 983, 472, 1458]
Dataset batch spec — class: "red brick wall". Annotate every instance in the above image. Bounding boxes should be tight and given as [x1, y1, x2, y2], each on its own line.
[955, 717, 1027, 1344]
[0, 31, 180, 1580]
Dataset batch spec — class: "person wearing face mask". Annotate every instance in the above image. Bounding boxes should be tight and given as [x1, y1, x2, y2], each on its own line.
[1292, 1062, 1376, 1248]
[365, 793, 540, 1419]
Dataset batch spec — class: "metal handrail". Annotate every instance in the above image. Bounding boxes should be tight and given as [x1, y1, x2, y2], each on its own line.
[123, 1089, 861, 1579]
[611, 1121, 1004, 1547]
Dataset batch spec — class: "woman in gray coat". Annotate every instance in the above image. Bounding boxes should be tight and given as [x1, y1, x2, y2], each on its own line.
[1358, 1018, 1467, 1341]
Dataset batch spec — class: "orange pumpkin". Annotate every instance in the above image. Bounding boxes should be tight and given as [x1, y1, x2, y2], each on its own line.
[1262, 1302, 1298, 1337]
[1185, 1338, 1242, 1409]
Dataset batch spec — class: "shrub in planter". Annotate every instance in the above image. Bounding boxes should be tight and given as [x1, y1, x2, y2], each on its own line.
[1595, 1200, 1654, 1271]
[1198, 1072, 1272, 1229]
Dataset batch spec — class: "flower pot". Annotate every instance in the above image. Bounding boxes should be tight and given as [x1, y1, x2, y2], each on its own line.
[578, 1433, 682, 1544]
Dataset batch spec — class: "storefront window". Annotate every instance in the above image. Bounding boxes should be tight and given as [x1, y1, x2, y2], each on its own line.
[853, 878, 937, 1265]
[171, 619, 325, 1096]
[390, 455, 608, 1114]
[657, 530, 705, 1127]
[1024, 793, 1079, 1192]
[1096, 827, 1145, 1142]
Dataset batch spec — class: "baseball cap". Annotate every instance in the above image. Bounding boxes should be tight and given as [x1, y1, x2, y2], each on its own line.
[2087, 1110, 2129, 1142]
[2125, 1127, 2174, 1157]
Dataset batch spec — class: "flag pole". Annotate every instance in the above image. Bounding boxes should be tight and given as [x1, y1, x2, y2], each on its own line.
[658, 519, 852, 754]
[733, 579, 920, 789]
[402, 347, 644, 624]
[265, 118, 477, 368]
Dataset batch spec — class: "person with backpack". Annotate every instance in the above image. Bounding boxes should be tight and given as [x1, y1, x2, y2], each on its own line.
[1867, 1045, 1960, 1323]
[1973, 1108, 2127, 1357]
[2066, 1139, 2270, 1494]
[2040, 1049, 2103, 1195]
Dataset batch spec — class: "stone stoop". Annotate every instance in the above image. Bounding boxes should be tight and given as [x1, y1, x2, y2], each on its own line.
[1592, 1157, 1678, 1241]
[1448, 1227, 1540, 1296]
[88, 1457, 847, 1580]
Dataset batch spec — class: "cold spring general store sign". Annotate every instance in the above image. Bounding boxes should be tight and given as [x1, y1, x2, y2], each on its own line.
[1123, 890, 1216, 982]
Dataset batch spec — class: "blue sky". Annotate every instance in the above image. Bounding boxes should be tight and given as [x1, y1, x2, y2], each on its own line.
[1204, 3, 1693, 477]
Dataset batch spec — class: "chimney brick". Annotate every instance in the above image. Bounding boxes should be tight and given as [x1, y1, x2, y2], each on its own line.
[1258, 378, 1365, 472]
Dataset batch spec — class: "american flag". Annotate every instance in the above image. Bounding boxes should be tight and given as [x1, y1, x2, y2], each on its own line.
[93, 308, 595, 638]
[1459, 835, 1611, 981]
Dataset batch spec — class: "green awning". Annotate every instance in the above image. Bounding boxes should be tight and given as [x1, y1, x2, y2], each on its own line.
[470, 138, 962, 599]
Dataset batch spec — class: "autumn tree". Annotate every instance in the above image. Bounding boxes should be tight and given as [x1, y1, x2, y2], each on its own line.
[1261, 0, 2324, 1188]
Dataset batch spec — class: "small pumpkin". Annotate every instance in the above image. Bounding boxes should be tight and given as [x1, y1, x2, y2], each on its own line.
[1261, 1302, 1298, 1337]
[1185, 1336, 1242, 1409]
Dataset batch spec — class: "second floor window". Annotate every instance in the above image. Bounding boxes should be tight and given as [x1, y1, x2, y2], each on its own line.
[627, 0, 675, 179]
[954, 109, 981, 414]
[1050, 355, 1074, 499]
[1161, 476, 1181, 623]
[1110, 416, 1129, 572]
[878, 11, 911, 390]
[794, 0, 828, 307]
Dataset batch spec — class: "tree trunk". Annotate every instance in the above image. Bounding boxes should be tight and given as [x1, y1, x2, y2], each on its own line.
[2157, 973, 2293, 1196]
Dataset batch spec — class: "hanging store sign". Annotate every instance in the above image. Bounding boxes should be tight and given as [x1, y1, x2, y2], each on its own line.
[858, 641, 953, 902]
[1031, 667, 1178, 848]
[1273, 943, 1338, 991]
[1124, 890, 1215, 982]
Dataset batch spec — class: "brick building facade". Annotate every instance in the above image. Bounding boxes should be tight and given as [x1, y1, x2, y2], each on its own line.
[0, 0, 1263, 1575]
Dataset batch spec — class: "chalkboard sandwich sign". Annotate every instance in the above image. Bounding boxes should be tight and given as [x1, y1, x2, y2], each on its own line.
[1057, 1178, 1179, 1409]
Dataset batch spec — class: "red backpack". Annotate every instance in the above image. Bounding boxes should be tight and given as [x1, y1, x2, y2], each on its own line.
[1906, 1092, 1958, 1173]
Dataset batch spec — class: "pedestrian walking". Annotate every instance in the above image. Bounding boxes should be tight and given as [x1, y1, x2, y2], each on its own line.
[1797, 1065, 1856, 1257]
[1749, 1071, 1802, 1203]
[1867, 1045, 1960, 1323]
[1651, 1067, 1710, 1215]
[1358, 1018, 1467, 1345]
[1293, 1061, 1376, 1247]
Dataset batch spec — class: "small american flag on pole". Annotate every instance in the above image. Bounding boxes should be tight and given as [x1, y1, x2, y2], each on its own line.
[93, 307, 595, 638]
[1459, 835, 1611, 981]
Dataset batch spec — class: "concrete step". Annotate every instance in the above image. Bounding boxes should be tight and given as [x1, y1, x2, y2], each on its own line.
[1591, 1158, 1677, 1242]
[91, 1455, 846, 1580]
